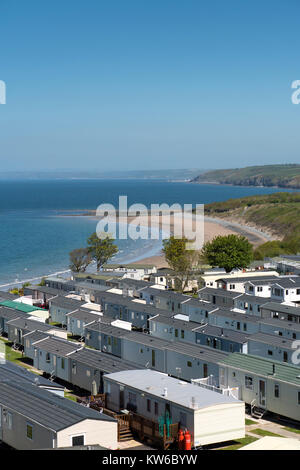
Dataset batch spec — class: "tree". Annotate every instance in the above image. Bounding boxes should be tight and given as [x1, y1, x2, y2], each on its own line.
[69, 247, 92, 273]
[87, 233, 118, 271]
[202, 234, 253, 272]
[162, 236, 200, 292]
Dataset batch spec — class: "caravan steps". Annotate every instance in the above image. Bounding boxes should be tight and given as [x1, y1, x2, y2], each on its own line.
[118, 425, 134, 441]
[251, 407, 266, 419]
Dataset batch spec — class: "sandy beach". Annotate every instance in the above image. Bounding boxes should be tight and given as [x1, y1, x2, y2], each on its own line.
[95, 211, 274, 268]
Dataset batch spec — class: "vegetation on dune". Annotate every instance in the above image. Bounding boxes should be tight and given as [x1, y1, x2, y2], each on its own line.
[192, 164, 300, 189]
[203, 192, 300, 260]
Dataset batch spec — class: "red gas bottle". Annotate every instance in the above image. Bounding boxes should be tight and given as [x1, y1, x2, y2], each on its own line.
[178, 429, 184, 450]
[183, 430, 192, 450]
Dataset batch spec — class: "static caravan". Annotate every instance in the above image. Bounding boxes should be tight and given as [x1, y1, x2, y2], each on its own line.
[217, 275, 278, 294]
[31, 336, 82, 382]
[45, 275, 75, 292]
[0, 307, 27, 335]
[85, 321, 131, 357]
[247, 332, 296, 365]
[195, 324, 249, 354]
[181, 298, 218, 324]
[209, 309, 260, 334]
[259, 317, 300, 341]
[0, 291, 19, 301]
[6, 316, 67, 346]
[270, 278, 300, 303]
[23, 330, 54, 360]
[24, 285, 62, 301]
[103, 263, 157, 280]
[103, 369, 245, 447]
[125, 302, 163, 330]
[121, 331, 169, 372]
[0, 361, 65, 397]
[66, 308, 101, 337]
[0, 380, 117, 449]
[198, 287, 242, 309]
[218, 353, 300, 422]
[48, 296, 84, 326]
[116, 278, 151, 298]
[68, 347, 142, 394]
[151, 290, 189, 314]
[234, 294, 271, 317]
[149, 314, 201, 344]
[260, 302, 300, 323]
[165, 341, 228, 382]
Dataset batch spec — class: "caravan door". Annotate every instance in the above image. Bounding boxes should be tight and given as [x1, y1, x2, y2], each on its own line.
[259, 379, 266, 407]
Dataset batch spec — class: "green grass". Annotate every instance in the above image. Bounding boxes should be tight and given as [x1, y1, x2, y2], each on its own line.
[283, 426, 300, 434]
[0, 337, 37, 372]
[0, 337, 23, 363]
[49, 321, 62, 327]
[219, 435, 258, 450]
[64, 391, 77, 402]
[245, 419, 257, 426]
[251, 428, 283, 438]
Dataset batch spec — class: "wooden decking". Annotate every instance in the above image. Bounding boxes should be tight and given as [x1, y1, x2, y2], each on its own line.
[77, 394, 179, 449]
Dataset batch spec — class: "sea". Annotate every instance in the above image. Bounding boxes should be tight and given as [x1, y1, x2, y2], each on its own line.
[0, 178, 297, 287]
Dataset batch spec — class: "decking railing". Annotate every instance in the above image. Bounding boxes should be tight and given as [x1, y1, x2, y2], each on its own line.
[127, 412, 179, 449]
[77, 394, 179, 449]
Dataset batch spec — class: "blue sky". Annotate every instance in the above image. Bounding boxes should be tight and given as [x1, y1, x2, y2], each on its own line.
[0, 0, 300, 172]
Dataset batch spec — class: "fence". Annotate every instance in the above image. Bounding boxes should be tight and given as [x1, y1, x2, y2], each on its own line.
[191, 376, 239, 399]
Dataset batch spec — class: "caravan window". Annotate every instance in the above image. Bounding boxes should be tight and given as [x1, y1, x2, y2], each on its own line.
[147, 399, 151, 412]
[245, 376, 253, 389]
[219, 367, 225, 386]
[26, 423, 33, 440]
[128, 392, 137, 406]
[72, 435, 84, 446]
[3, 410, 12, 429]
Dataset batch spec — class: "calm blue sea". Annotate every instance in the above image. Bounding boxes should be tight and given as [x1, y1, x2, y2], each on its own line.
[0, 179, 296, 286]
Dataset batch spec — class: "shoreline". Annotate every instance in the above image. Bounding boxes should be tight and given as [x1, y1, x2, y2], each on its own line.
[189, 181, 300, 190]
[0, 212, 274, 290]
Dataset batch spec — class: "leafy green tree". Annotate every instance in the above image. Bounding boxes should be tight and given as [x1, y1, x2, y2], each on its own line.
[69, 247, 92, 273]
[202, 234, 253, 272]
[162, 236, 200, 292]
[87, 233, 118, 271]
[38, 278, 46, 286]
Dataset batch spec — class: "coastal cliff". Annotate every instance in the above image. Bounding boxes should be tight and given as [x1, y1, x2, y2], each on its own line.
[191, 164, 300, 189]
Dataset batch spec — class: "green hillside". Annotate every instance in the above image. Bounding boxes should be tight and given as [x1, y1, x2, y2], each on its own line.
[204, 192, 300, 259]
[192, 164, 300, 189]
